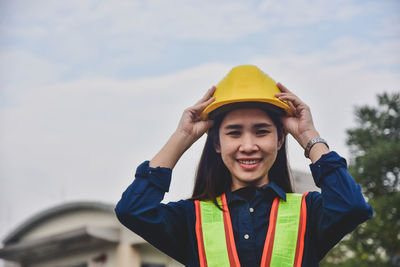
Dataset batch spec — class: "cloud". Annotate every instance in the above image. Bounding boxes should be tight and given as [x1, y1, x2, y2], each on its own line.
[373, 13, 400, 39]
[2, 0, 265, 41]
[1, 0, 378, 58]
[0, 50, 66, 89]
[2, 0, 394, 83]
[5, 0, 381, 41]
[259, 0, 365, 25]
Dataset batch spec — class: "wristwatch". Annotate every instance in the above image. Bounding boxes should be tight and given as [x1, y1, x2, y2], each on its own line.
[304, 138, 329, 158]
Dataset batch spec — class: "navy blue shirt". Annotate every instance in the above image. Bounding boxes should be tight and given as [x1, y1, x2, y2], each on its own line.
[115, 151, 373, 266]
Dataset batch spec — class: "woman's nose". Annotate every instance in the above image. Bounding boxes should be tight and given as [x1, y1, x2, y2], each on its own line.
[238, 134, 258, 153]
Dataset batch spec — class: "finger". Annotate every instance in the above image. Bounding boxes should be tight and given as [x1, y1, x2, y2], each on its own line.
[275, 93, 304, 108]
[192, 95, 215, 112]
[194, 119, 215, 137]
[277, 82, 293, 94]
[276, 83, 304, 107]
[287, 100, 297, 115]
[195, 86, 216, 105]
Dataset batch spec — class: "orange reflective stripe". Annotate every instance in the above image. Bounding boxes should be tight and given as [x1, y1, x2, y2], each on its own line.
[260, 197, 280, 267]
[293, 192, 309, 267]
[221, 194, 241, 267]
[195, 200, 208, 267]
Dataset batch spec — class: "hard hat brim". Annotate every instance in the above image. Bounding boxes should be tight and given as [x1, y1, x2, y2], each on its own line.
[201, 98, 292, 120]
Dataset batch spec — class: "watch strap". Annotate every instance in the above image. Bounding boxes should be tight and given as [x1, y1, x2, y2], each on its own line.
[304, 138, 329, 158]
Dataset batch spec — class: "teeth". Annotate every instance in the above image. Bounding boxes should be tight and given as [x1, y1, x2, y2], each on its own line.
[238, 159, 260, 165]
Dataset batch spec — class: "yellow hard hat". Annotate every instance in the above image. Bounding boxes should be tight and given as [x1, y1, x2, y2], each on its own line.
[201, 65, 292, 119]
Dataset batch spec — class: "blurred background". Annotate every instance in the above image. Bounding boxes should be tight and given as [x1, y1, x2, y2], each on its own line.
[1, 0, 399, 266]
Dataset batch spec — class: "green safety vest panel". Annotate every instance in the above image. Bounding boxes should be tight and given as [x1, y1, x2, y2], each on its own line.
[194, 192, 309, 267]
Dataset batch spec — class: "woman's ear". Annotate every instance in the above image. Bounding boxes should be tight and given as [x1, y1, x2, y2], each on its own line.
[213, 135, 221, 153]
[277, 130, 285, 150]
[277, 138, 284, 150]
[214, 142, 221, 153]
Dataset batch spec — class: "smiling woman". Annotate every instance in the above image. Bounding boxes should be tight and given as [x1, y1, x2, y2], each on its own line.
[115, 65, 373, 267]
[216, 109, 284, 191]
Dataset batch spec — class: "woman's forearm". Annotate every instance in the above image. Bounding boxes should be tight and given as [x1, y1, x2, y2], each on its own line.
[149, 131, 195, 169]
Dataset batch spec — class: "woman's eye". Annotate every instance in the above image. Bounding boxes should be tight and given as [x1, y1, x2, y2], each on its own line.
[227, 131, 241, 136]
[257, 130, 269, 135]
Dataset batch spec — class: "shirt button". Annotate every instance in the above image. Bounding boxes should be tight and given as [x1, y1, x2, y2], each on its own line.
[244, 234, 249, 240]
[249, 208, 254, 213]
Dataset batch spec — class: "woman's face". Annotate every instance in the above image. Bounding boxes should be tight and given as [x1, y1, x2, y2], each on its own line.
[215, 108, 283, 191]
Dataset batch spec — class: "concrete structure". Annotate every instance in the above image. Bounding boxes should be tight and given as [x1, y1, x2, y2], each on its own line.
[0, 202, 183, 267]
[0, 171, 317, 267]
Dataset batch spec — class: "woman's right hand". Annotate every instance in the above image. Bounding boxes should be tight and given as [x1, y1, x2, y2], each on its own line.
[175, 86, 216, 144]
[149, 86, 215, 169]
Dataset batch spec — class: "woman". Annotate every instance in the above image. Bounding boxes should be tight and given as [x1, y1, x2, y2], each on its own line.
[115, 65, 372, 267]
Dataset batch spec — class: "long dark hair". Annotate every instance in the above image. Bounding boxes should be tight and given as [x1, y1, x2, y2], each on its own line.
[191, 102, 293, 207]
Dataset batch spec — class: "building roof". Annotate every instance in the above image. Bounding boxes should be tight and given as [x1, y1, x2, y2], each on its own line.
[3, 201, 115, 245]
[0, 225, 119, 263]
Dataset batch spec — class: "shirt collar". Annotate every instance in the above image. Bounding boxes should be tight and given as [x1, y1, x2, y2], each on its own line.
[259, 181, 287, 201]
[225, 181, 287, 204]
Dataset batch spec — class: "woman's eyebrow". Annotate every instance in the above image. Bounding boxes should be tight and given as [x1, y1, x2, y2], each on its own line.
[224, 124, 243, 130]
[253, 123, 273, 128]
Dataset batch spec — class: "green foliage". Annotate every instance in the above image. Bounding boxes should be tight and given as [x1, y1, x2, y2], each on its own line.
[321, 92, 400, 267]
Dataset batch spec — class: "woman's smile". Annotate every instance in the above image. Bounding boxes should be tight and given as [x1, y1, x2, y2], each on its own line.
[237, 158, 262, 170]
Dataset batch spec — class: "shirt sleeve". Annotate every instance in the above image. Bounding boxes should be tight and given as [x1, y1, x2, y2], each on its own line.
[114, 161, 190, 264]
[306, 151, 373, 260]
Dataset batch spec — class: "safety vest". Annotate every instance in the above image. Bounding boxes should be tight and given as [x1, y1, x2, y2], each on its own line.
[194, 192, 309, 267]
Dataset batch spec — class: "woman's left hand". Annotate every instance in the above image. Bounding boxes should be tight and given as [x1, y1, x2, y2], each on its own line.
[275, 83, 320, 149]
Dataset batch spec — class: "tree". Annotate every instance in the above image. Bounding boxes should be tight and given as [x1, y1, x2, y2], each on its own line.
[321, 92, 400, 267]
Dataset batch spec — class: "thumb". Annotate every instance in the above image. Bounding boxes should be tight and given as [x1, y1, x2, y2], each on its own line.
[281, 116, 296, 135]
[196, 119, 214, 136]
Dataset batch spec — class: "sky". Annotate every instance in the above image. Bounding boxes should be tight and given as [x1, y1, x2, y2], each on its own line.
[0, 0, 399, 250]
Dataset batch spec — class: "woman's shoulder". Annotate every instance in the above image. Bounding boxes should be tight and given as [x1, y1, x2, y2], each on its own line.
[161, 198, 196, 223]
[165, 198, 194, 206]
[162, 198, 195, 213]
